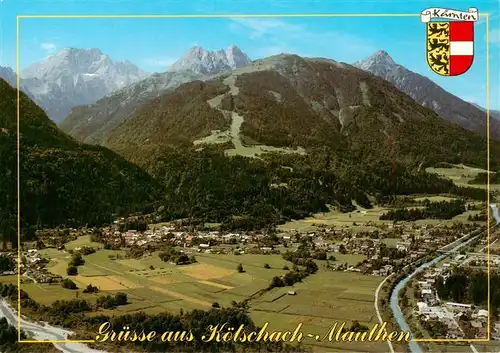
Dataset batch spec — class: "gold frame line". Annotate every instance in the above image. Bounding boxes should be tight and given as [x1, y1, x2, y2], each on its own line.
[486, 12, 491, 343]
[16, 15, 21, 343]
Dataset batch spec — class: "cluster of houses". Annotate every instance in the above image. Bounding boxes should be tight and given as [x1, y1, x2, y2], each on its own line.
[417, 300, 489, 338]
[103, 225, 259, 249]
[13, 216, 481, 284]
[20, 249, 61, 283]
[318, 224, 475, 277]
[92, 220, 479, 278]
[458, 252, 500, 268]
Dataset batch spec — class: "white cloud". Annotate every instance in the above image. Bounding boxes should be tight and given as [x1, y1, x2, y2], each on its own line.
[40, 42, 56, 53]
[228, 18, 375, 60]
[229, 18, 302, 39]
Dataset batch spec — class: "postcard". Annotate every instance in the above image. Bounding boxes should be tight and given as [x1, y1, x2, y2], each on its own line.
[0, 1, 499, 352]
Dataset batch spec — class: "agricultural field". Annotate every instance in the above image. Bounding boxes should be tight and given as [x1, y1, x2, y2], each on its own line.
[250, 271, 387, 352]
[278, 164, 495, 235]
[278, 197, 477, 233]
[20, 282, 99, 305]
[451, 210, 485, 223]
[413, 196, 456, 202]
[280, 164, 494, 233]
[381, 238, 399, 247]
[320, 253, 366, 266]
[22, 246, 301, 311]
[0, 274, 17, 284]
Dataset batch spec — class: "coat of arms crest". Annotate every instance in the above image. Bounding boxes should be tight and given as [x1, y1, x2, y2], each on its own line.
[421, 7, 479, 76]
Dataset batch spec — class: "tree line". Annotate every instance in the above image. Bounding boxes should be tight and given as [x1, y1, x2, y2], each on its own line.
[436, 269, 500, 315]
[380, 199, 466, 221]
[0, 255, 15, 272]
[468, 172, 498, 185]
[159, 247, 196, 265]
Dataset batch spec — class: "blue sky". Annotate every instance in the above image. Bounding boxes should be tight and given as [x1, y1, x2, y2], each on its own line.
[0, 0, 499, 109]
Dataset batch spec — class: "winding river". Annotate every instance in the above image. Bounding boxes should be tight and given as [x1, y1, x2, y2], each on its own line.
[389, 203, 498, 353]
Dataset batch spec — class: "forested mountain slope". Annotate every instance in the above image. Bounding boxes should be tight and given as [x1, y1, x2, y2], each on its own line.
[0, 78, 162, 244]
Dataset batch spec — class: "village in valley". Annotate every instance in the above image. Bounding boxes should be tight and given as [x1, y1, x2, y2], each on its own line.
[17, 214, 482, 284]
[0, 199, 495, 351]
[1, 163, 499, 352]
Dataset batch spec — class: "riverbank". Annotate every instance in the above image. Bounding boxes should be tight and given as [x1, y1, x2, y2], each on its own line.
[389, 227, 486, 353]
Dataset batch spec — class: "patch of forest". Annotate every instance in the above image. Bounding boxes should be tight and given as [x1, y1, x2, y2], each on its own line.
[468, 172, 498, 185]
[150, 147, 489, 230]
[436, 269, 500, 315]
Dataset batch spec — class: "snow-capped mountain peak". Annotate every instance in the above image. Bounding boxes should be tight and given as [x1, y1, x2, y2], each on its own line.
[225, 44, 251, 68]
[168, 45, 251, 75]
[18, 48, 148, 122]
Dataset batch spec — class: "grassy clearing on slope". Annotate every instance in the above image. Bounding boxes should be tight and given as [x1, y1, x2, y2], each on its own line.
[427, 164, 498, 190]
[278, 204, 389, 232]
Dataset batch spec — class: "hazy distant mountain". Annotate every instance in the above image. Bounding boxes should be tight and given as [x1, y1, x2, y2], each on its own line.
[353, 50, 500, 140]
[0, 65, 38, 101]
[0, 66, 17, 87]
[61, 45, 252, 144]
[168, 45, 251, 75]
[20, 48, 148, 122]
[60, 70, 206, 144]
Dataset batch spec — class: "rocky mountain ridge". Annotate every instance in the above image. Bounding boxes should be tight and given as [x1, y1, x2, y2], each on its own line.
[168, 45, 251, 75]
[60, 45, 253, 143]
[352, 50, 500, 140]
[2, 48, 148, 122]
[100, 53, 498, 170]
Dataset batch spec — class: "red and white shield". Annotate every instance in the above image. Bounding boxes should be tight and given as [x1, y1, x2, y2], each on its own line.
[448, 21, 474, 76]
[423, 7, 478, 76]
